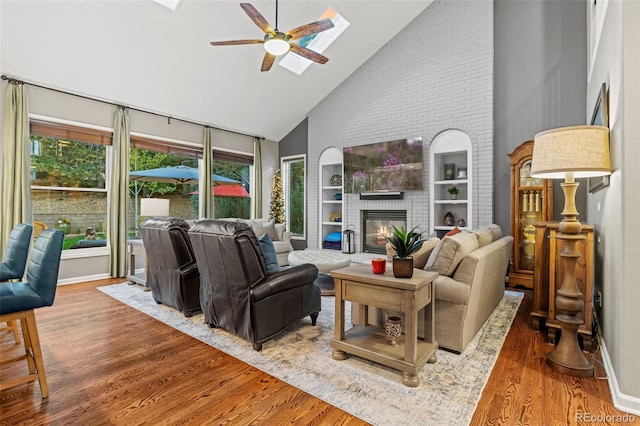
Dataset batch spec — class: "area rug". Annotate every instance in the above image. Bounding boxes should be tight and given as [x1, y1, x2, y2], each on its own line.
[99, 283, 522, 426]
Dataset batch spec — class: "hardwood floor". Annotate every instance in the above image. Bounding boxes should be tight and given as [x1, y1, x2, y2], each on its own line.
[0, 280, 629, 425]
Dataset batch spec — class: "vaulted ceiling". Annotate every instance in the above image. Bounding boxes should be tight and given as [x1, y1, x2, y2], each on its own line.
[1, 1, 431, 141]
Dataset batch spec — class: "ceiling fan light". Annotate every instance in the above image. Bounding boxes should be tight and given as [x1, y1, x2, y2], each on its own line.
[264, 38, 290, 56]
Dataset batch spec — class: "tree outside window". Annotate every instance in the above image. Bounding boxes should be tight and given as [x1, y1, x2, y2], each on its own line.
[281, 155, 306, 237]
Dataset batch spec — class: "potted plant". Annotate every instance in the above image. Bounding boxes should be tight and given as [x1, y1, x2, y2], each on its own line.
[447, 186, 459, 200]
[386, 225, 425, 278]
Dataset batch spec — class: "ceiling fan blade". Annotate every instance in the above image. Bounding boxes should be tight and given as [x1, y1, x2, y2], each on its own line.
[210, 39, 264, 46]
[240, 3, 274, 34]
[287, 19, 335, 41]
[289, 44, 329, 64]
[261, 52, 276, 72]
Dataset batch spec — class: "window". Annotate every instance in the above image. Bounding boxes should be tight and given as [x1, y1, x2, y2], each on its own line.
[30, 119, 110, 251]
[213, 150, 253, 220]
[281, 155, 306, 238]
[130, 134, 202, 233]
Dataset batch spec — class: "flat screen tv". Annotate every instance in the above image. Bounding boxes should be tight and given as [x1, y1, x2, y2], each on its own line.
[343, 137, 423, 193]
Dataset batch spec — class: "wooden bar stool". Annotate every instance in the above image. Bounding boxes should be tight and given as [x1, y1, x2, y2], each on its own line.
[0, 229, 63, 398]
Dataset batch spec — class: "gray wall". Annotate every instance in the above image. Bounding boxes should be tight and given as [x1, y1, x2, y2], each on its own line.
[494, 0, 587, 234]
[279, 118, 309, 250]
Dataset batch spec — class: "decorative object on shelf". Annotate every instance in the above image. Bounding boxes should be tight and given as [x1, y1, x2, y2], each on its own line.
[457, 218, 466, 227]
[457, 167, 467, 179]
[531, 125, 611, 378]
[444, 163, 456, 180]
[371, 258, 386, 274]
[330, 174, 342, 186]
[333, 193, 342, 201]
[329, 213, 342, 223]
[385, 316, 402, 345]
[342, 229, 355, 254]
[444, 211, 455, 226]
[447, 186, 459, 200]
[386, 225, 425, 279]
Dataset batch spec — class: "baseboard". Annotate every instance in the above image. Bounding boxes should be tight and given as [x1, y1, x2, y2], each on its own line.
[57, 273, 113, 286]
[599, 337, 640, 416]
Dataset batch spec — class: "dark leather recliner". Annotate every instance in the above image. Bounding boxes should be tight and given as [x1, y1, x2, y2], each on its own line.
[140, 218, 201, 317]
[0, 223, 33, 281]
[189, 219, 321, 351]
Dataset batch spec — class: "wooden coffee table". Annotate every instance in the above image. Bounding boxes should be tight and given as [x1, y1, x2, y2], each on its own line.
[330, 263, 439, 387]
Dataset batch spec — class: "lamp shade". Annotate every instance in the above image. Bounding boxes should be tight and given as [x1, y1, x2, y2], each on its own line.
[140, 198, 170, 217]
[531, 125, 611, 179]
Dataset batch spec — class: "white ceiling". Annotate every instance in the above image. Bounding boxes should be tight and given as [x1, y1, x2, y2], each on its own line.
[1, 1, 431, 141]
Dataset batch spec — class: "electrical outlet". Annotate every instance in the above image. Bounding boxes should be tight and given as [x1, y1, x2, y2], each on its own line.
[595, 291, 603, 308]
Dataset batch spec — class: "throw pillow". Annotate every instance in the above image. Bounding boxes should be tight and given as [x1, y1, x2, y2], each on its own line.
[412, 237, 440, 270]
[425, 231, 479, 276]
[473, 226, 494, 248]
[324, 231, 342, 243]
[258, 233, 280, 272]
[445, 226, 461, 237]
[253, 221, 279, 242]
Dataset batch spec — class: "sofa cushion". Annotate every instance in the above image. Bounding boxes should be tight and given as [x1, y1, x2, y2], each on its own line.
[258, 233, 280, 272]
[413, 237, 440, 270]
[253, 220, 280, 242]
[426, 231, 479, 276]
[472, 227, 494, 248]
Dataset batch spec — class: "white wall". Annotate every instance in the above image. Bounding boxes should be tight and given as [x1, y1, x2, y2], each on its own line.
[307, 0, 494, 250]
[587, 0, 640, 413]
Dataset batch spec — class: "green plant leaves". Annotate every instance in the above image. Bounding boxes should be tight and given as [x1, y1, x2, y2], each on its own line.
[385, 225, 425, 258]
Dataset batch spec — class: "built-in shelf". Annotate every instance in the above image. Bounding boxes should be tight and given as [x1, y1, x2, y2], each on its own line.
[319, 147, 344, 249]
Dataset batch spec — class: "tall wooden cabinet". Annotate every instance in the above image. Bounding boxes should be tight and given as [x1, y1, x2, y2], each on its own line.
[508, 141, 553, 289]
[531, 222, 595, 351]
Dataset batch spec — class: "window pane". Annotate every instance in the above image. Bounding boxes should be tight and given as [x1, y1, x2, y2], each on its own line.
[30, 136, 106, 188]
[212, 160, 252, 219]
[130, 148, 199, 234]
[32, 189, 108, 250]
[282, 157, 305, 237]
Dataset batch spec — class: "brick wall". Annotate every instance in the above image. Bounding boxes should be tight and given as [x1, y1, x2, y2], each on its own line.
[307, 0, 494, 250]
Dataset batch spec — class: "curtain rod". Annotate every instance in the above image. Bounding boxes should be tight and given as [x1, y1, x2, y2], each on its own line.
[1, 74, 265, 140]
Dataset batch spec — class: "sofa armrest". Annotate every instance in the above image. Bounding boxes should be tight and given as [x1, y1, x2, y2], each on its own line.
[280, 230, 292, 243]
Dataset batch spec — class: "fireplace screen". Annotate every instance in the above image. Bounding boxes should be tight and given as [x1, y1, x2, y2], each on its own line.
[362, 210, 407, 254]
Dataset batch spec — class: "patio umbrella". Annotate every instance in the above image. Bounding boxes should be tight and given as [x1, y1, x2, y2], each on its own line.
[129, 165, 241, 185]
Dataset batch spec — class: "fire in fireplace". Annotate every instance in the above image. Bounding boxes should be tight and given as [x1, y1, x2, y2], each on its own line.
[361, 210, 407, 254]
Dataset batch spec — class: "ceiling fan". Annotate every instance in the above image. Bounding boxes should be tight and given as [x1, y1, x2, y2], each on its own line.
[210, 1, 335, 72]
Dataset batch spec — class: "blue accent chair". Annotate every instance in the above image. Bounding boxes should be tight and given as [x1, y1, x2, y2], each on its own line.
[0, 229, 64, 398]
[0, 223, 33, 343]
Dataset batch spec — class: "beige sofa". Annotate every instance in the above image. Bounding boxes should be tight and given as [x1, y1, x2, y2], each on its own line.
[220, 218, 293, 266]
[352, 224, 513, 353]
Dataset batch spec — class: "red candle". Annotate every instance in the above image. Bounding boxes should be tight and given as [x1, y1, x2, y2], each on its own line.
[372, 258, 386, 274]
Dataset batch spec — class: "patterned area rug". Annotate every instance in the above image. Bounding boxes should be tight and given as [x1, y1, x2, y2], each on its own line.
[99, 283, 522, 426]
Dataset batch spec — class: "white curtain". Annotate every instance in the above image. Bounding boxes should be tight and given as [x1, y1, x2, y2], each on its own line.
[0, 81, 31, 256]
[109, 106, 130, 277]
[200, 127, 214, 218]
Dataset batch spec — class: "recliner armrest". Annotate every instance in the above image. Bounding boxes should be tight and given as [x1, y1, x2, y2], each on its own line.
[251, 263, 318, 302]
[180, 262, 199, 279]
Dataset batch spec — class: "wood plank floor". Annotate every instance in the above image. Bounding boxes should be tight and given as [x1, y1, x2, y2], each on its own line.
[0, 280, 629, 425]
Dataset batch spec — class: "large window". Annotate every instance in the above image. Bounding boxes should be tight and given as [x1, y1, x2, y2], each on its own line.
[130, 135, 202, 233]
[281, 155, 306, 238]
[213, 150, 253, 219]
[30, 120, 111, 251]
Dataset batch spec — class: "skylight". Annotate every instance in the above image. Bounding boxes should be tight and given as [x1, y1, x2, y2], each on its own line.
[279, 8, 350, 75]
[153, 0, 180, 11]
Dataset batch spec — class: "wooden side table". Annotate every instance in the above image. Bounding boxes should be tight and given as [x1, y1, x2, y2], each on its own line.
[127, 239, 149, 291]
[330, 263, 439, 387]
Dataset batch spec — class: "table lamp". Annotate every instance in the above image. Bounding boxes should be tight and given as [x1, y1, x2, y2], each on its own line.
[140, 198, 170, 217]
[531, 125, 611, 377]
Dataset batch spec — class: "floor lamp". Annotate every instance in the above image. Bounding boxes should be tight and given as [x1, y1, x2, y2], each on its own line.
[531, 125, 611, 377]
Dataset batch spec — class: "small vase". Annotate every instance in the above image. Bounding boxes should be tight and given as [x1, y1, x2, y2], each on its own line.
[385, 316, 402, 345]
[392, 257, 414, 278]
[450, 193, 457, 200]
